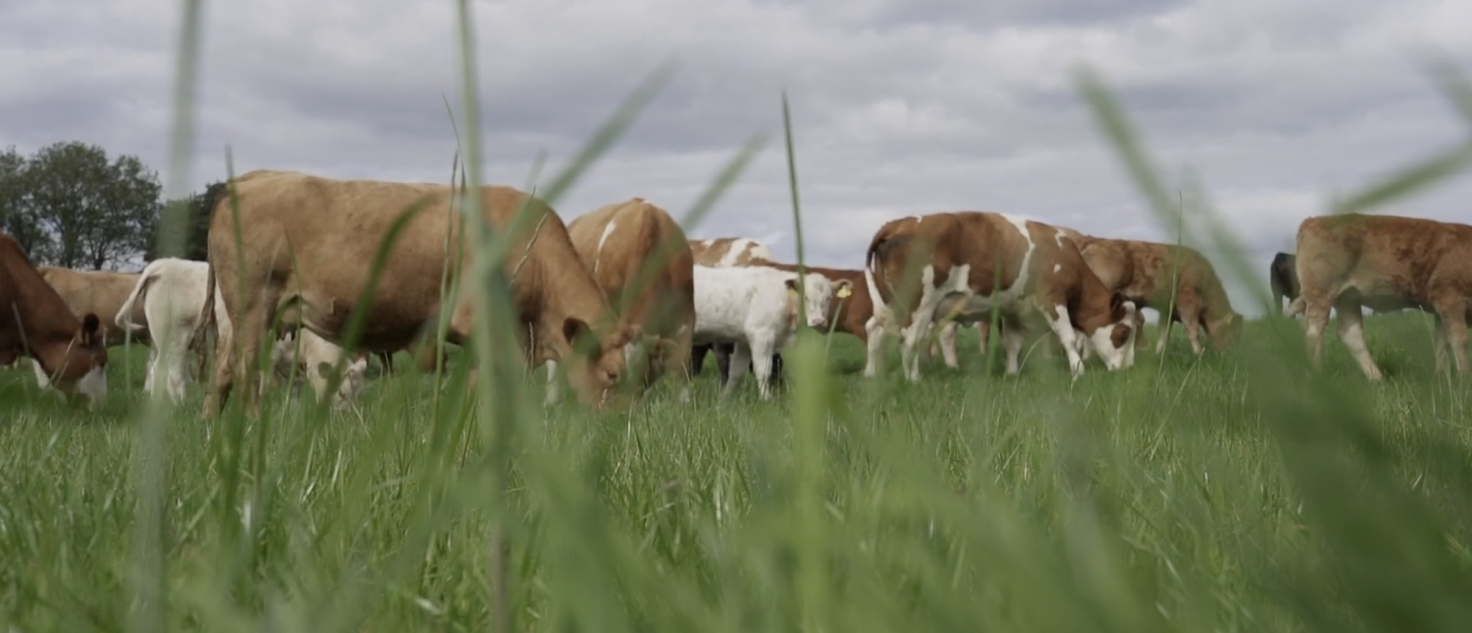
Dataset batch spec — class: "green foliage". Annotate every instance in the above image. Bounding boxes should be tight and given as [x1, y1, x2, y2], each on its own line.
[0, 141, 168, 270]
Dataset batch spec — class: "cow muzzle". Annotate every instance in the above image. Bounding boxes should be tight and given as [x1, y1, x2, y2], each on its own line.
[807, 317, 828, 329]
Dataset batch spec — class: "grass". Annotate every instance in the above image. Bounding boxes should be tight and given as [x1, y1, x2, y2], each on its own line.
[3, 312, 1472, 632]
[5, 0, 1472, 630]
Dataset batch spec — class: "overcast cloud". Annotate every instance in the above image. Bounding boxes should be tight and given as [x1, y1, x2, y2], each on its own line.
[3, 0, 1471, 318]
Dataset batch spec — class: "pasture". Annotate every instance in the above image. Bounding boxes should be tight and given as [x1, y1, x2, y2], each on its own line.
[3, 311, 1472, 631]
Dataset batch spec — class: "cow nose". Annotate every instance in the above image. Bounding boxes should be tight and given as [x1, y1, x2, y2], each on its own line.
[808, 317, 827, 328]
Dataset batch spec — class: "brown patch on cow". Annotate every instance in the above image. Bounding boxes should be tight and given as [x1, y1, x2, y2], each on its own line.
[37, 266, 150, 347]
[0, 235, 109, 398]
[1295, 212, 1472, 380]
[1072, 235, 1241, 354]
[687, 237, 773, 267]
[197, 169, 638, 416]
[567, 197, 696, 396]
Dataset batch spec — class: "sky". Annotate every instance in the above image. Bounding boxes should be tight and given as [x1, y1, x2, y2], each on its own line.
[3, 0, 1471, 319]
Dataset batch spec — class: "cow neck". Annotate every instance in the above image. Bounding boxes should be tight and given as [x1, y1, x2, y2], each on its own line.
[1072, 264, 1116, 332]
[8, 277, 82, 374]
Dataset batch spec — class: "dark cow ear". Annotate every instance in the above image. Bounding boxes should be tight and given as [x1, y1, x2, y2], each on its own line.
[81, 313, 101, 344]
[785, 278, 798, 291]
[563, 317, 602, 358]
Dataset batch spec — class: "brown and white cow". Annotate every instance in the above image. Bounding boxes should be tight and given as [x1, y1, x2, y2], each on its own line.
[686, 236, 784, 383]
[865, 212, 1138, 381]
[1292, 213, 1472, 380]
[1070, 235, 1243, 355]
[0, 234, 109, 404]
[38, 266, 150, 347]
[195, 169, 640, 416]
[559, 197, 696, 404]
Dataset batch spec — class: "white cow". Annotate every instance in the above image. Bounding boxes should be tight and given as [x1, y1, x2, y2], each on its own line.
[115, 257, 368, 408]
[269, 330, 370, 409]
[691, 263, 852, 399]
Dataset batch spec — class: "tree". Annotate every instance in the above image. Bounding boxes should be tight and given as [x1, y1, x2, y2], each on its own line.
[24, 141, 162, 270]
[0, 146, 50, 261]
[147, 180, 226, 262]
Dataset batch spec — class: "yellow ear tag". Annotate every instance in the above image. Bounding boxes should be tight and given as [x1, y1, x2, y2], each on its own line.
[836, 286, 852, 299]
[788, 287, 800, 298]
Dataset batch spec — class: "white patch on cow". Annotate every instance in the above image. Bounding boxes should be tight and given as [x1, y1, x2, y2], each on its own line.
[594, 220, 618, 274]
[76, 364, 107, 407]
[30, 358, 50, 388]
[1053, 263, 1061, 274]
[1042, 304, 1085, 377]
[1053, 228, 1069, 247]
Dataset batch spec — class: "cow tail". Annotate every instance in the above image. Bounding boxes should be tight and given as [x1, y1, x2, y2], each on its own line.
[116, 264, 157, 332]
[187, 256, 217, 367]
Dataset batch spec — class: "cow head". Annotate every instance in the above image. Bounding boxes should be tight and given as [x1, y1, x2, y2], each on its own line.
[1207, 311, 1245, 349]
[561, 317, 640, 410]
[784, 273, 841, 330]
[43, 312, 109, 407]
[1086, 292, 1137, 371]
[317, 355, 369, 410]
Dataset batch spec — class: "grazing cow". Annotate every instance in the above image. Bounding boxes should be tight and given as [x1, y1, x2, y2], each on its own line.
[865, 212, 1137, 381]
[1293, 213, 1472, 380]
[195, 169, 638, 416]
[37, 266, 150, 347]
[1071, 235, 1243, 355]
[116, 257, 368, 407]
[555, 197, 696, 404]
[1270, 252, 1299, 315]
[269, 328, 371, 409]
[687, 236, 785, 384]
[0, 234, 108, 404]
[692, 262, 850, 399]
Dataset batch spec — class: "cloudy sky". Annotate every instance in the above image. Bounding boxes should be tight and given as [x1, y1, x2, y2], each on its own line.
[4, 0, 1471, 318]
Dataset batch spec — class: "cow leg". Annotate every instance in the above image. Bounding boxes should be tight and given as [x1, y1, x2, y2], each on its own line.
[1300, 295, 1333, 371]
[1333, 300, 1382, 381]
[160, 329, 193, 403]
[863, 317, 888, 377]
[544, 360, 562, 406]
[936, 321, 960, 369]
[689, 343, 710, 377]
[142, 342, 160, 393]
[1178, 304, 1205, 356]
[976, 321, 991, 355]
[749, 339, 778, 400]
[768, 353, 784, 387]
[1042, 304, 1085, 377]
[722, 343, 751, 398]
[712, 343, 732, 384]
[1433, 314, 1451, 374]
[666, 322, 694, 403]
[1002, 324, 1026, 375]
[1154, 311, 1175, 354]
[1433, 299, 1470, 375]
[1133, 309, 1148, 352]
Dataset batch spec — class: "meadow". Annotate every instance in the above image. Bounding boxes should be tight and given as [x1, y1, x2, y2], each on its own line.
[3, 311, 1472, 632]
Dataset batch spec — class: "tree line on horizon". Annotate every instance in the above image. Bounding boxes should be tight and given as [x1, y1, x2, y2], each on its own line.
[0, 140, 221, 272]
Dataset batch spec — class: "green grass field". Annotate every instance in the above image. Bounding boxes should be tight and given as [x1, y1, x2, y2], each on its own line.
[4, 312, 1472, 632]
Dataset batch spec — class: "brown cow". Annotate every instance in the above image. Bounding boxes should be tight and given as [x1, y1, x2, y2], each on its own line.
[865, 211, 1138, 381]
[1292, 213, 1472, 380]
[196, 169, 640, 416]
[686, 236, 785, 383]
[0, 234, 109, 405]
[562, 198, 696, 403]
[38, 266, 150, 347]
[1071, 235, 1243, 355]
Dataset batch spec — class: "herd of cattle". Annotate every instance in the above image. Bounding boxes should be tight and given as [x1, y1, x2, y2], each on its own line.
[1, 169, 1467, 415]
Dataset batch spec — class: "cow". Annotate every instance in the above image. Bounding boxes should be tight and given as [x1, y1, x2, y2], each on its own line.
[0, 233, 108, 405]
[116, 257, 368, 407]
[268, 328, 371, 409]
[1270, 252, 1299, 315]
[194, 169, 638, 417]
[37, 266, 150, 347]
[686, 236, 785, 384]
[1292, 213, 1472, 381]
[864, 212, 1138, 381]
[691, 262, 850, 399]
[553, 197, 696, 404]
[1070, 235, 1243, 355]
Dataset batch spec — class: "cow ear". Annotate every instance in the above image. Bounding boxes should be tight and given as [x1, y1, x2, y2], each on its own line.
[785, 278, 799, 298]
[80, 313, 100, 344]
[563, 317, 602, 358]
